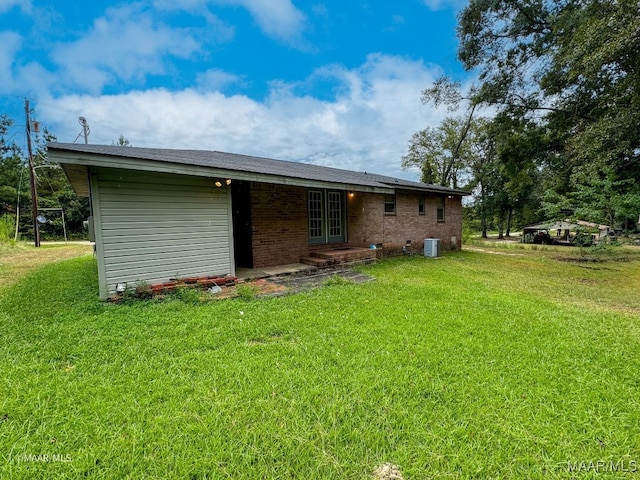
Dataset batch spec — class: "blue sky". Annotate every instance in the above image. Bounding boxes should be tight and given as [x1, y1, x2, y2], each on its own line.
[1, 0, 471, 179]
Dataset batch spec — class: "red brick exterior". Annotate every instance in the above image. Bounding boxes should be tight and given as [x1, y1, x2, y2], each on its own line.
[347, 191, 463, 256]
[248, 183, 463, 268]
[250, 183, 309, 268]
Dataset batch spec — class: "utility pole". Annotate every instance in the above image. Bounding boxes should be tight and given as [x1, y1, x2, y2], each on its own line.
[25, 99, 40, 247]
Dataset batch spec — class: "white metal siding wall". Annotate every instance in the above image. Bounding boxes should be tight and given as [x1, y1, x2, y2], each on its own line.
[92, 169, 233, 298]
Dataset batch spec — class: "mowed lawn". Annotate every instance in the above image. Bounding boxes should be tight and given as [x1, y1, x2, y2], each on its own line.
[1, 244, 639, 479]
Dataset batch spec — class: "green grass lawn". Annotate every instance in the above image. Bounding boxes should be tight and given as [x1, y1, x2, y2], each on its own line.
[1, 247, 639, 479]
[0, 242, 93, 291]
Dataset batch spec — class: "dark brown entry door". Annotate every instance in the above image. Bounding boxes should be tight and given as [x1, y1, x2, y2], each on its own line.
[231, 181, 253, 268]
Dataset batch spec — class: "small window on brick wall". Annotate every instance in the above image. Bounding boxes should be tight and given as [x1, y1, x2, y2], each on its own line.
[384, 194, 396, 214]
[437, 196, 445, 222]
[418, 196, 425, 215]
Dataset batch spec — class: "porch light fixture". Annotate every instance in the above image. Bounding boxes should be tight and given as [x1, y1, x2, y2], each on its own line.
[214, 180, 223, 187]
[348, 192, 355, 198]
[226, 179, 232, 185]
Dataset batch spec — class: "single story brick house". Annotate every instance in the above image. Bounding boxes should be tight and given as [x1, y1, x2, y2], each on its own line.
[48, 143, 467, 299]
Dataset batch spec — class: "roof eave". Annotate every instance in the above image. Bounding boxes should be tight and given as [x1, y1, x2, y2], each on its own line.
[388, 185, 470, 197]
[49, 150, 395, 194]
[60, 164, 90, 197]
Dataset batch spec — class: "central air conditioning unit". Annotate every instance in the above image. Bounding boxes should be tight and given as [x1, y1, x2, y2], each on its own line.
[424, 238, 440, 257]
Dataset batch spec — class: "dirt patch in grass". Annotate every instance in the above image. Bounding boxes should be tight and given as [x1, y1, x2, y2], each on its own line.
[215, 270, 373, 300]
[205, 278, 289, 300]
[0, 242, 93, 291]
[373, 463, 404, 480]
[465, 247, 525, 256]
[554, 255, 635, 264]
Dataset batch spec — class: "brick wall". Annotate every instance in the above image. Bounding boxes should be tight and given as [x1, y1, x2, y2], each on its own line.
[347, 192, 382, 248]
[347, 191, 463, 256]
[250, 183, 309, 268]
[248, 183, 463, 268]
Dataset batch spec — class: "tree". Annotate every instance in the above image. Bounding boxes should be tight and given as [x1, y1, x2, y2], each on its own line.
[456, 0, 640, 228]
[489, 114, 547, 236]
[569, 159, 640, 230]
[113, 134, 132, 147]
[0, 115, 28, 217]
[401, 116, 476, 189]
[401, 78, 483, 189]
[402, 87, 546, 237]
[465, 118, 498, 238]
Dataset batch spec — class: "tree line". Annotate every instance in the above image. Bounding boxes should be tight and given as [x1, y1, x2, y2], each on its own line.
[403, 0, 640, 237]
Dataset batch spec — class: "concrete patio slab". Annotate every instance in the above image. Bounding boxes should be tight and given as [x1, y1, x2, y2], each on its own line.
[236, 263, 317, 281]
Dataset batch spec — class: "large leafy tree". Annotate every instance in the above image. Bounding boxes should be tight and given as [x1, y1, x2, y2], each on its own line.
[465, 118, 499, 238]
[401, 116, 476, 189]
[402, 78, 483, 189]
[489, 114, 546, 236]
[457, 0, 640, 227]
[402, 79, 545, 236]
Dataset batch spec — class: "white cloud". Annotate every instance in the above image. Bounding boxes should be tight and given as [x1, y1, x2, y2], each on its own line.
[421, 0, 467, 11]
[15, 61, 56, 97]
[196, 68, 246, 91]
[50, 4, 201, 93]
[0, 30, 21, 92]
[153, 0, 205, 9]
[154, 0, 306, 44]
[152, 0, 236, 42]
[225, 0, 306, 42]
[0, 0, 31, 15]
[40, 54, 452, 180]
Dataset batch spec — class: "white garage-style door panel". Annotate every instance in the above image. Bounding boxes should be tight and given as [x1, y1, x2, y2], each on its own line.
[92, 169, 233, 297]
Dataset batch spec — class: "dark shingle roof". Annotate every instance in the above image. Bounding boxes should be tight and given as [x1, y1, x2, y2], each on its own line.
[47, 142, 468, 196]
